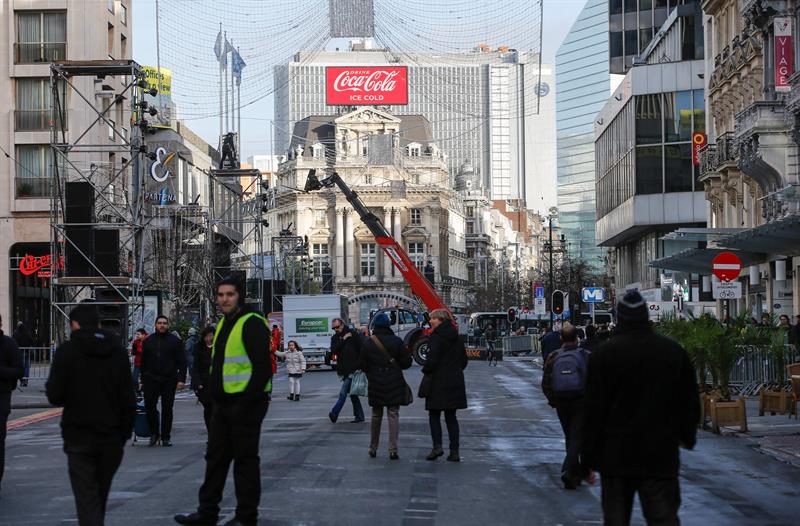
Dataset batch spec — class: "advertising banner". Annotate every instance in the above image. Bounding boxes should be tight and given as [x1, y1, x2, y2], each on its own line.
[295, 317, 329, 333]
[141, 65, 174, 128]
[775, 17, 793, 92]
[326, 66, 408, 105]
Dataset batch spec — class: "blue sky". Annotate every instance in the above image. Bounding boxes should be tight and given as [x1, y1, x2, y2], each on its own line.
[132, 0, 588, 159]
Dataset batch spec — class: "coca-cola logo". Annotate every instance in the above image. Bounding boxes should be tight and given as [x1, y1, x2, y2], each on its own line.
[326, 66, 408, 106]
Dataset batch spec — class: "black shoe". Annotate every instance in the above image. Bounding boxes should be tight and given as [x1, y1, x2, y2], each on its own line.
[148, 435, 160, 447]
[425, 448, 444, 461]
[368, 448, 377, 458]
[389, 451, 399, 460]
[447, 450, 460, 462]
[328, 412, 338, 423]
[174, 512, 217, 525]
[351, 418, 365, 423]
[561, 472, 577, 490]
[161, 439, 172, 447]
[20, 378, 28, 387]
[294, 394, 300, 401]
[287, 394, 294, 400]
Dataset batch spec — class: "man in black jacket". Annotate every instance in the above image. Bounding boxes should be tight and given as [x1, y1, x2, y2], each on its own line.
[583, 291, 699, 525]
[0, 314, 24, 494]
[46, 303, 136, 525]
[328, 318, 365, 424]
[175, 277, 271, 526]
[140, 315, 186, 446]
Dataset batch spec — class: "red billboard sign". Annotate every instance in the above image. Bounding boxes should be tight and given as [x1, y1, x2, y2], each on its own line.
[19, 254, 63, 277]
[326, 66, 408, 106]
[692, 132, 707, 166]
[775, 17, 793, 92]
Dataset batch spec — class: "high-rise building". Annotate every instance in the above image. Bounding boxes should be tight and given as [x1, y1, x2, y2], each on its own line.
[555, 0, 610, 269]
[274, 45, 556, 208]
[608, 0, 701, 74]
[0, 1, 132, 337]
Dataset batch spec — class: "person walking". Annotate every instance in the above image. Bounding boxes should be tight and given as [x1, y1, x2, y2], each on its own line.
[174, 277, 271, 526]
[46, 303, 136, 525]
[140, 315, 186, 447]
[192, 326, 215, 434]
[12, 322, 33, 387]
[485, 324, 499, 366]
[584, 290, 700, 526]
[541, 322, 592, 489]
[359, 313, 412, 459]
[580, 324, 601, 353]
[185, 328, 198, 388]
[130, 328, 147, 389]
[423, 309, 468, 462]
[276, 340, 306, 401]
[328, 318, 365, 423]
[0, 314, 23, 495]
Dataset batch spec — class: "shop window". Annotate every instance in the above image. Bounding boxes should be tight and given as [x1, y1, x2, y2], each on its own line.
[664, 144, 693, 193]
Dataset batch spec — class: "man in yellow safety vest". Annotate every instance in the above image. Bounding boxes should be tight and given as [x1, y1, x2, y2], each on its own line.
[175, 276, 271, 526]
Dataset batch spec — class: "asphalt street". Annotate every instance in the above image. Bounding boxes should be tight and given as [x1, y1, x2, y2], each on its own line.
[2, 359, 800, 525]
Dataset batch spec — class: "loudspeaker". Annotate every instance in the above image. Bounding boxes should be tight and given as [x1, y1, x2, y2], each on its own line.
[64, 182, 95, 224]
[262, 279, 285, 312]
[95, 288, 128, 337]
[64, 227, 94, 276]
[93, 230, 119, 276]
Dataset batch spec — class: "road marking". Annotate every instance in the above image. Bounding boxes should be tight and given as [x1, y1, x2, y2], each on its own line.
[6, 408, 62, 430]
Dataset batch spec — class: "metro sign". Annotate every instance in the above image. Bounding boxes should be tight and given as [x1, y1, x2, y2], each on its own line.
[582, 287, 605, 303]
[326, 66, 409, 106]
[712, 252, 742, 282]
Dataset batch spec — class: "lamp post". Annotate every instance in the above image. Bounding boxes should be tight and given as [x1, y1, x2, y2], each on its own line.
[547, 207, 558, 329]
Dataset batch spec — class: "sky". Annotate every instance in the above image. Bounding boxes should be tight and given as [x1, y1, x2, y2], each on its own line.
[132, 0, 588, 161]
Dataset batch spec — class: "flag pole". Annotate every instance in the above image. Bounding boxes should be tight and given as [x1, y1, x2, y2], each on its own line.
[237, 47, 242, 157]
[218, 23, 223, 146]
[223, 31, 229, 134]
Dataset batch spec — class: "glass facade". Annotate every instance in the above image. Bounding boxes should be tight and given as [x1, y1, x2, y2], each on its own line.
[556, 0, 610, 269]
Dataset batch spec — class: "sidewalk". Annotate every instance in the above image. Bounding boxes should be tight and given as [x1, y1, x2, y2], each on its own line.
[720, 398, 800, 468]
[9, 378, 52, 409]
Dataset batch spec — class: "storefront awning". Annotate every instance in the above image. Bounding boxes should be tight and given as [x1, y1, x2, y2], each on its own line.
[718, 213, 800, 255]
[649, 247, 766, 274]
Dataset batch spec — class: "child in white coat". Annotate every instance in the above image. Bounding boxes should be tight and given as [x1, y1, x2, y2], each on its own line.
[276, 340, 306, 401]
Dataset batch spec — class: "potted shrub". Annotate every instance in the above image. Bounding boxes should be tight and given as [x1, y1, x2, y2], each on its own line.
[706, 314, 751, 433]
[758, 318, 794, 415]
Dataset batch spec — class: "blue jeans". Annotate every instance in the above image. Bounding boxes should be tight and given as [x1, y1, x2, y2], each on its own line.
[331, 376, 364, 421]
[132, 365, 141, 387]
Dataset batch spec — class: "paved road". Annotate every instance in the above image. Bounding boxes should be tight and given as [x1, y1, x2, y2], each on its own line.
[2, 360, 800, 525]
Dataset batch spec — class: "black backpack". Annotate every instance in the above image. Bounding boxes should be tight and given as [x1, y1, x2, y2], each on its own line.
[550, 347, 589, 399]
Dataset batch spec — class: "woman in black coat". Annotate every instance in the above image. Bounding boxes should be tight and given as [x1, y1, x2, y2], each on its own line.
[192, 326, 215, 434]
[422, 309, 468, 462]
[359, 314, 412, 460]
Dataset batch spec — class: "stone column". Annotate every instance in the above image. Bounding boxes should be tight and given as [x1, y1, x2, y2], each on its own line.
[335, 208, 344, 279]
[383, 208, 393, 280]
[393, 208, 402, 278]
[345, 208, 354, 278]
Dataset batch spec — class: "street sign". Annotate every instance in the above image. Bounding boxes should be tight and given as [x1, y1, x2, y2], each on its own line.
[712, 280, 742, 300]
[534, 297, 546, 314]
[581, 287, 605, 303]
[712, 252, 742, 281]
[534, 285, 544, 299]
[692, 132, 707, 165]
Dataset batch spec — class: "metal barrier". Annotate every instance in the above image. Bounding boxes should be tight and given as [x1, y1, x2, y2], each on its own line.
[501, 335, 535, 355]
[729, 345, 800, 396]
[19, 347, 54, 379]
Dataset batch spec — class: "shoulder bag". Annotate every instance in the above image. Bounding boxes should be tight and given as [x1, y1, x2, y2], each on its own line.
[370, 336, 413, 406]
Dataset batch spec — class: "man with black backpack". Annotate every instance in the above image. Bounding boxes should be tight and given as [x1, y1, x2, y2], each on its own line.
[541, 322, 593, 490]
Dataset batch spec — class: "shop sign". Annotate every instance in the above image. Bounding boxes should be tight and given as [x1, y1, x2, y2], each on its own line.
[326, 66, 408, 105]
[692, 132, 706, 165]
[775, 17, 793, 92]
[19, 254, 64, 277]
[144, 187, 177, 205]
[150, 147, 175, 182]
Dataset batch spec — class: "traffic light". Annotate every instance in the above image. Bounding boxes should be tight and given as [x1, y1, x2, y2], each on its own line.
[552, 291, 564, 315]
[507, 307, 517, 324]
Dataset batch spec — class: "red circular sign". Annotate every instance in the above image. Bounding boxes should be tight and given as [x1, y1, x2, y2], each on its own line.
[712, 252, 742, 282]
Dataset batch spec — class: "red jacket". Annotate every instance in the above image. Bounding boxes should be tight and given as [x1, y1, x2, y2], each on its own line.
[131, 338, 145, 367]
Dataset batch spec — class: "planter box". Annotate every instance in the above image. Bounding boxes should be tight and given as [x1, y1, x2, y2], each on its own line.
[700, 391, 722, 427]
[709, 396, 748, 434]
[758, 389, 793, 416]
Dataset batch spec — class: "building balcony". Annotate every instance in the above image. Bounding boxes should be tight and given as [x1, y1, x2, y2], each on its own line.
[14, 42, 67, 64]
[787, 70, 800, 116]
[698, 144, 717, 181]
[735, 100, 794, 198]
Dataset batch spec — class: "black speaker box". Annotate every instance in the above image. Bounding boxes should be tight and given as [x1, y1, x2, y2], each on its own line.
[64, 227, 94, 276]
[93, 230, 119, 276]
[95, 288, 128, 337]
[64, 182, 95, 224]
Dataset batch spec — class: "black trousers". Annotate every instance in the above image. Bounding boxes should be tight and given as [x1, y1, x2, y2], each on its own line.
[143, 378, 176, 441]
[65, 442, 124, 526]
[555, 399, 587, 483]
[429, 409, 459, 450]
[0, 392, 10, 489]
[601, 476, 681, 526]
[197, 397, 269, 524]
[200, 400, 213, 435]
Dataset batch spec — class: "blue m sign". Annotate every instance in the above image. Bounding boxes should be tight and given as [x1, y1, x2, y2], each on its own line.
[582, 287, 605, 303]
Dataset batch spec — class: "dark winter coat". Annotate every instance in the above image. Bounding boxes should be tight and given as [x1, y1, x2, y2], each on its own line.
[359, 327, 412, 407]
[140, 331, 187, 384]
[46, 329, 136, 445]
[193, 342, 213, 404]
[0, 330, 23, 393]
[12, 326, 34, 348]
[583, 323, 700, 479]
[540, 331, 562, 362]
[422, 323, 468, 411]
[332, 328, 361, 377]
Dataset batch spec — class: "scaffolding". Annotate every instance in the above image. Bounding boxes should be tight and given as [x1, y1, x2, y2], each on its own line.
[49, 60, 147, 343]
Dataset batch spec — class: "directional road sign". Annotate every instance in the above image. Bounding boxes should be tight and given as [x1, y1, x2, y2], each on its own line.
[712, 280, 742, 300]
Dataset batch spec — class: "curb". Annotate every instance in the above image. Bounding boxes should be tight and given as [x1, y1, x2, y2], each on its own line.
[11, 403, 54, 410]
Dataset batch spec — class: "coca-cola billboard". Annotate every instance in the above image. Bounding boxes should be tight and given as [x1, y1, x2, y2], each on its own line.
[326, 66, 408, 106]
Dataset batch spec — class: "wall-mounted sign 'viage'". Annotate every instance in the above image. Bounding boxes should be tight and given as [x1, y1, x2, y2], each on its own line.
[775, 17, 793, 92]
[326, 66, 408, 106]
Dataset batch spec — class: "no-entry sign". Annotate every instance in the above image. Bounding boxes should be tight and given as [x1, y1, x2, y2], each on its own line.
[712, 252, 742, 282]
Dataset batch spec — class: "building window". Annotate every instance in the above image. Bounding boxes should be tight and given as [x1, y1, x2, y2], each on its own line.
[410, 208, 421, 225]
[408, 143, 421, 157]
[361, 140, 369, 157]
[108, 0, 115, 13]
[120, 4, 127, 25]
[15, 145, 52, 198]
[15, 11, 67, 64]
[664, 91, 692, 143]
[312, 243, 329, 276]
[635, 94, 662, 144]
[314, 209, 326, 225]
[121, 34, 127, 58]
[108, 23, 115, 58]
[408, 242, 425, 270]
[312, 143, 324, 159]
[16, 78, 66, 131]
[465, 206, 474, 218]
[635, 145, 663, 194]
[664, 144, 693, 193]
[364, 173, 372, 184]
[360, 243, 376, 276]
[466, 221, 475, 235]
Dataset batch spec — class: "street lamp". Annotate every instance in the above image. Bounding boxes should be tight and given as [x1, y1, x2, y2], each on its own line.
[547, 207, 559, 329]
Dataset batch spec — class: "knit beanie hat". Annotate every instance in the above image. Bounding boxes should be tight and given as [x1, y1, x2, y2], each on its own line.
[617, 290, 648, 326]
[372, 313, 392, 329]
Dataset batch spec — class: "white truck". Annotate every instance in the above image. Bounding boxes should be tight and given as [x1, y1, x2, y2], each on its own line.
[282, 294, 349, 368]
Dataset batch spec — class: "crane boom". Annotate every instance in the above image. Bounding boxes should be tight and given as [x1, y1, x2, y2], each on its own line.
[304, 170, 450, 315]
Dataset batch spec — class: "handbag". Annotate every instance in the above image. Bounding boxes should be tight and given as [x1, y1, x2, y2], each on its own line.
[370, 336, 414, 406]
[350, 370, 368, 397]
[418, 374, 432, 398]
